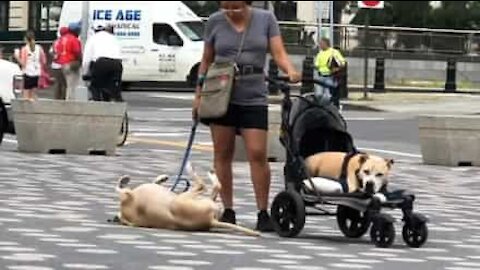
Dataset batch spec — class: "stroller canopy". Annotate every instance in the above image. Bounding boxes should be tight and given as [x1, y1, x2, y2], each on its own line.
[288, 96, 356, 158]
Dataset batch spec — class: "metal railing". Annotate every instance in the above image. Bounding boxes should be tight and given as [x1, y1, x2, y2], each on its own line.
[279, 21, 480, 55]
[2, 21, 480, 56]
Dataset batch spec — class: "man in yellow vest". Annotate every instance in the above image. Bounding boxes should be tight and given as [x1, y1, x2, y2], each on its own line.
[314, 38, 346, 108]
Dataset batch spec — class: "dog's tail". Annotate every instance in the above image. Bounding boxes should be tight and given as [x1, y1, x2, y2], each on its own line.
[211, 220, 260, 237]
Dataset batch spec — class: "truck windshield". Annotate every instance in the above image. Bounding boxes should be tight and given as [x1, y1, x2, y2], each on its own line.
[176, 21, 204, 42]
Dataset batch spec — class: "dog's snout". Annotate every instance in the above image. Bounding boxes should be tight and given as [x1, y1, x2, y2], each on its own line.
[365, 181, 375, 193]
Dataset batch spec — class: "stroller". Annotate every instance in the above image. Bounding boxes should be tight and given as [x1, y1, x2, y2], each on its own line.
[267, 77, 428, 248]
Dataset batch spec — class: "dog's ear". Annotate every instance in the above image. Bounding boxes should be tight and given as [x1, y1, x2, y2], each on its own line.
[385, 159, 394, 169]
[358, 154, 369, 165]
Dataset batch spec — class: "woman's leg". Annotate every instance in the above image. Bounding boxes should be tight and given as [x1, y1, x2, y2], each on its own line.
[241, 128, 270, 211]
[210, 124, 236, 209]
[31, 88, 38, 100]
[22, 89, 30, 99]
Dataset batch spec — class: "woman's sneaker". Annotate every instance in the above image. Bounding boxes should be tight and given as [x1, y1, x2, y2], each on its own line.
[256, 210, 274, 232]
[220, 209, 236, 224]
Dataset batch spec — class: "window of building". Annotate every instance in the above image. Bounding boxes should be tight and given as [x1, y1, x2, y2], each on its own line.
[0, 1, 8, 31]
[28, 1, 63, 32]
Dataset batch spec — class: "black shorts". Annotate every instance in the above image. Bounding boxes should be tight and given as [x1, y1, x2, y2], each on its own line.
[23, 75, 39, 90]
[201, 104, 268, 131]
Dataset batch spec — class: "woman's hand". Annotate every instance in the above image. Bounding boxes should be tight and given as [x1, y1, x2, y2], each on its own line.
[288, 71, 301, 83]
[192, 87, 201, 120]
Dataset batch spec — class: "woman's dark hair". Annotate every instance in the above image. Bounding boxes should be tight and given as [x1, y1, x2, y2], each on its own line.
[218, 1, 253, 6]
[25, 30, 35, 42]
[25, 30, 36, 51]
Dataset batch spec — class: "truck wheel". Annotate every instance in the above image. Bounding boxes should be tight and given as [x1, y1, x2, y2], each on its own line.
[187, 64, 200, 87]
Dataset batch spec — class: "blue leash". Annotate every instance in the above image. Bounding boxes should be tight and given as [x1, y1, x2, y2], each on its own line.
[171, 119, 199, 192]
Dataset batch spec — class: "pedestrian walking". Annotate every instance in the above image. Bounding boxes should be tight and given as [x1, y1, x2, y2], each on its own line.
[60, 24, 82, 100]
[82, 23, 123, 102]
[50, 27, 68, 100]
[314, 37, 346, 108]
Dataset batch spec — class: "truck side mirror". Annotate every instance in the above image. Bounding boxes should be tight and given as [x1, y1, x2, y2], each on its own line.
[167, 35, 183, 47]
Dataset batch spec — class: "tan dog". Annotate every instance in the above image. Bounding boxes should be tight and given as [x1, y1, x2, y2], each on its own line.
[305, 152, 394, 193]
[115, 164, 259, 236]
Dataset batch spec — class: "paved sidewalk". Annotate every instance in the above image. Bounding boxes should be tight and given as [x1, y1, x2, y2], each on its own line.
[1, 141, 480, 270]
[269, 91, 480, 115]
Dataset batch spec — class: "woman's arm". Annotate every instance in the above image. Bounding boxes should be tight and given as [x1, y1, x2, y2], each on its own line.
[192, 42, 215, 119]
[195, 42, 215, 98]
[269, 36, 300, 82]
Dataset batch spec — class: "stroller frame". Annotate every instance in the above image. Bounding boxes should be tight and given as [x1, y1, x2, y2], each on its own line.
[268, 77, 428, 248]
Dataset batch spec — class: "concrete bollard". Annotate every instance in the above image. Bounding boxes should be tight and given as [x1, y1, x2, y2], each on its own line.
[234, 106, 285, 162]
[12, 99, 126, 156]
[339, 62, 349, 99]
[445, 59, 457, 93]
[301, 55, 315, 95]
[373, 57, 385, 92]
[418, 115, 480, 166]
[268, 59, 279, 95]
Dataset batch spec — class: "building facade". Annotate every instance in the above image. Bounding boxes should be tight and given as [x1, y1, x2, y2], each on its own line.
[0, 1, 62, 34]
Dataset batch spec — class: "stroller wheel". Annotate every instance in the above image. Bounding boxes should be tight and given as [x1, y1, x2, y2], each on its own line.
[337, 205, 371, 238]
[271, 190, 305, 238]
[370, 214, 395, 248]
[402, 218, 428, 248]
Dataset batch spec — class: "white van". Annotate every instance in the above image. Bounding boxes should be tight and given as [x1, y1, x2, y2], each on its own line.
[59, 1, 204, 86]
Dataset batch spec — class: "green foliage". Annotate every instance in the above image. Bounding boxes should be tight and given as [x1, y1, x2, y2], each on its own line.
[183, 1, 219, 17]
[351, 1, 479, 30]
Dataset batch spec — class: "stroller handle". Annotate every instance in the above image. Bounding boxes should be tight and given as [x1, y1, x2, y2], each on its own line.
[265, 76, 291, 95]
[266, 76, 333, 93]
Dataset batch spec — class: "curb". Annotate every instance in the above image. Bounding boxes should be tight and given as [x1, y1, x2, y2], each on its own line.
[267, 96, 384, 112]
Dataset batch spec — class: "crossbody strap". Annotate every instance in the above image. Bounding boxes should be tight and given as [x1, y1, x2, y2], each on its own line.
[234, 8, 253, 63]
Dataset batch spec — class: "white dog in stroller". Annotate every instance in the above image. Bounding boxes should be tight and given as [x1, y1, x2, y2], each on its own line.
[304, 152, 394, 201]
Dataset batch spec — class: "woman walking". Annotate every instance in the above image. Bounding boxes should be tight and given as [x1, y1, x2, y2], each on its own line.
[193, 1, 300, 231]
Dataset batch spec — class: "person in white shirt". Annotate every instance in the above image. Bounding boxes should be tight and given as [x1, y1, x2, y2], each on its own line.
[82, 22, 123, 101]
[17, 31, 47, 101]
[0, 47, 22, 104]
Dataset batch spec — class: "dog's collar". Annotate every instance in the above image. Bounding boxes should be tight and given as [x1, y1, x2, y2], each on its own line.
[339, 152, 360, 193]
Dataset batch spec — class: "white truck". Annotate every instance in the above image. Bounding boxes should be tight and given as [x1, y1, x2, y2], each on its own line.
[59, 1, 204, 86]
[0, 58, 22, 144]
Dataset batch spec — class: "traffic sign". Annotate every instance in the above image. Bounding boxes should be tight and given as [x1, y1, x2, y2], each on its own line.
[358, 1, 384, 9]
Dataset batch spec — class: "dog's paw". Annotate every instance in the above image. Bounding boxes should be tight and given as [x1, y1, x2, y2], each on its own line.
[208, 170, 220, 184]
[373, 193, 387, 203]
[117, 175, 130, 189]
[153, 174, 169, 185]
[185, 161, 194, 176]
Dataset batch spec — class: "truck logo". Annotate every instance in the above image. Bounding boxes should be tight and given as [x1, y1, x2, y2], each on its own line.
[93, 9, 142, 39]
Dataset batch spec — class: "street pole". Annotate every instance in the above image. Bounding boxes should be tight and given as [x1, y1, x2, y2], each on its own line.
[363, 10, 370, 99]
[317, 1, 323, 44]
[329, 1, 334, 46]
[78, 1, 90, 101]
[80, 1, 89, 47]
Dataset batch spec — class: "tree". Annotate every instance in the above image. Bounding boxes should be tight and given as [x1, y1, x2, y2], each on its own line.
[182, 1, 219, 17]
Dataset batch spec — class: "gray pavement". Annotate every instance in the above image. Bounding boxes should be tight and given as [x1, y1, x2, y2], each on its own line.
[1, 91, 480, 270]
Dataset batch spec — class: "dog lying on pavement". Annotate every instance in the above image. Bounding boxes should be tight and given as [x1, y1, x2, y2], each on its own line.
[305, 152, 394, 194]
[115, 164, 260, 236]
